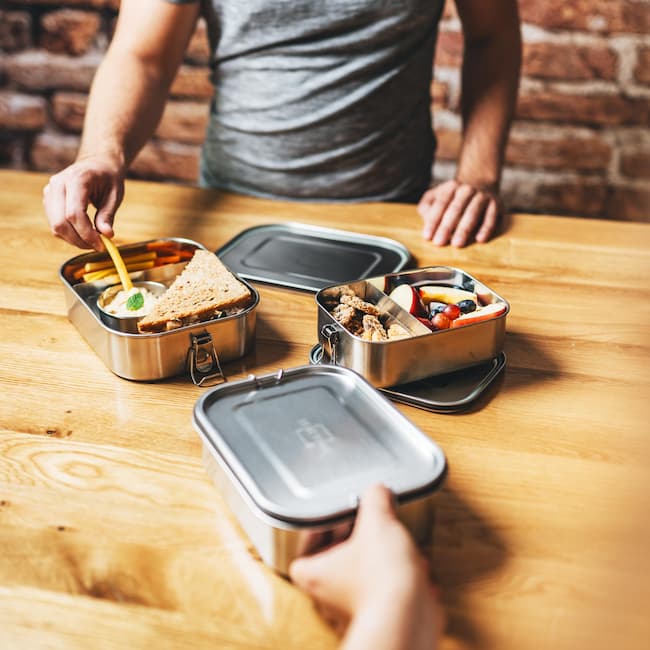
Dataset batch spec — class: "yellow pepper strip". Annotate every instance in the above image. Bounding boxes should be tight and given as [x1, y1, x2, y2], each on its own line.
[99, 234, 133, 291]
[83, 260, 155, 283]
[83, 251, 156, 273]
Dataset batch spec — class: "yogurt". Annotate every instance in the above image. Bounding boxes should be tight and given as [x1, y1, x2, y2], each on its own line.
[103, 287, 159, 318]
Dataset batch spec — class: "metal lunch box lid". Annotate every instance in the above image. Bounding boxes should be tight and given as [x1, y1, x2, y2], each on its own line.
[309, 344, 507, 413]
[192, 364, 447, 525]
[215, 222, 411, 292]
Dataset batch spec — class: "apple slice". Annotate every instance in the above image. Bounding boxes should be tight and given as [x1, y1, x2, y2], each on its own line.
[451, 302, 507, 328]
[389, 284, 425, 316]
[366, 276, 388, 293]
[418, 285, 477, 306]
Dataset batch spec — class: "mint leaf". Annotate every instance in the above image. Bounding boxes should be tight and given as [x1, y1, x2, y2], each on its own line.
[126, 292, 144, 311]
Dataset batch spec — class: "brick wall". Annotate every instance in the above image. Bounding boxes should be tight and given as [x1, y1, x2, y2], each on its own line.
[1, 0, 649, 222]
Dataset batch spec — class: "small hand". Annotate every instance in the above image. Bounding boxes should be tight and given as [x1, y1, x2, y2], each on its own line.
[418, 179, 503, 247]
[289, 484, 444, 650]
[43, 156, 125, 250]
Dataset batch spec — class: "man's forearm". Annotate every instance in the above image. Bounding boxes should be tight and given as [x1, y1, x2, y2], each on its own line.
[77, 49, 172, 169]
[455, 22, 521, 190]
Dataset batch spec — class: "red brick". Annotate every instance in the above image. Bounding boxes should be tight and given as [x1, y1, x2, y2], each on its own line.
[634, 47, 650, 85]
[430, 80, 449, 108]
[10, 1, 115, 7]
[506, 134, 611, 171]
[518, 0, 650, 35]
[169, 65, 214, 99]
[619, 151, 650, 180]
[435, 129, 462, 161]
[605, 186, 650, 222]
[51, 92, 87, 132]
[0, 91, 47, 130]
[517, 91, 650, 127]
[4, 50, 100, 92]
[186, 19, 210, 65]
[155, 100, 210, 144]
[523, 42, 617, 81]
[30, 132, 79, 172]
[130, 141, 200, 183]
[0, 11, 32, 52]
[0, 137, 25, 167]
[435, 128, 612, 171]
[435, 30, 463, 68]
[528, 180, 607, 218]
[40, 10, 101, 56]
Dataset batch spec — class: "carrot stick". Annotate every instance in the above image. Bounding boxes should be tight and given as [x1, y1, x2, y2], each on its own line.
[82, 260, 156, 283]
[153, 255, 181, 266]
[83, 251, 157, 272]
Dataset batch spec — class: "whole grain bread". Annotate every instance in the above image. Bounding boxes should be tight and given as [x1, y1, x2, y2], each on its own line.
[137, 249, 252, 333]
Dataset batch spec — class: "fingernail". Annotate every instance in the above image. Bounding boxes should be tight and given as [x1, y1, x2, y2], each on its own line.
[433, 235, 445, 246]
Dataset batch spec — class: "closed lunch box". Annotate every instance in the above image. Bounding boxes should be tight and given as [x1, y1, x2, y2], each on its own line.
[192, 364, 447, 575]
[316, 266, 509, 387]
[60, 238, 259, 385]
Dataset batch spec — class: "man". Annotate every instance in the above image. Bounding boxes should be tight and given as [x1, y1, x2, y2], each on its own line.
[43, 0, 521, 249]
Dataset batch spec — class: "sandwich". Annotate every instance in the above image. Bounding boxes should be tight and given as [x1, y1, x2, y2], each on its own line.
[137, 249, 252, 333]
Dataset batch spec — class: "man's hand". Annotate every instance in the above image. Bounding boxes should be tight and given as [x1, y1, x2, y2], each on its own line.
[289, 484, 444, 650]
[43, 156, 125, 251]
[418, 179, 502, 247]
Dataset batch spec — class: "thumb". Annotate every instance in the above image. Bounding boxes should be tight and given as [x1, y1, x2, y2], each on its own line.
[94, 208, 115, 239]
[352, 483, 396, 537]
[289, 541, 350, 601]
[93, 185, 122, 238]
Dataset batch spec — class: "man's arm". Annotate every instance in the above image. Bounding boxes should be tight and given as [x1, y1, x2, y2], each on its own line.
[43, 0, 200, 250]
[418, 0, 521, 247]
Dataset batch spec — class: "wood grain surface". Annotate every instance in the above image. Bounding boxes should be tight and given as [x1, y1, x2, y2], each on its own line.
[1, 170, 649, 650]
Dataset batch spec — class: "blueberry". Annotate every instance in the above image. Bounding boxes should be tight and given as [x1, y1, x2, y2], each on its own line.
[428, 301, 447, 315]
[457, 299, 477, 314]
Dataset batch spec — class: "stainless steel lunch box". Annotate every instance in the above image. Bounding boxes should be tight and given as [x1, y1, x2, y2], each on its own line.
[193, 365, 447, 575]
[60, 238, 259, 385]
[316, 266, 509, 388]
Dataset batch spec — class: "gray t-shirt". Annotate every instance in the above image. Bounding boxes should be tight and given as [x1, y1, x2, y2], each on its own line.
[166, 0, 444, 202]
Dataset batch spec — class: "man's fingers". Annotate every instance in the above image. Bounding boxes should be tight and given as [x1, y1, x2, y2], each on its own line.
[416, 188, 438, 216]
[44, 179, 92, 249]
[65, 182, 102, 249]
[420, 182, 457, 240]
[450, 191, 489, 247]
[431, 184, 474, 246]
[475, 198, 501, 242]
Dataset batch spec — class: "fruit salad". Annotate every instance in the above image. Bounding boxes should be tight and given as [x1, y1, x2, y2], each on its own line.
[369, 276, 507, 332]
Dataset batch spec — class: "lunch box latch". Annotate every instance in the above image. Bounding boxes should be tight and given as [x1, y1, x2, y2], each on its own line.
[187, 331, 225, 386]
[320, 323, 342, 365]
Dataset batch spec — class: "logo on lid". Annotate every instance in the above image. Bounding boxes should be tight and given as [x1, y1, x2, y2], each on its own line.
[295, 418, 335, 450]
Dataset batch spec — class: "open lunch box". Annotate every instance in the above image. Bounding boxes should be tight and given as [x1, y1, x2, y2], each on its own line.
[314, 266, 509, 386]
[60, 237, 260, 385]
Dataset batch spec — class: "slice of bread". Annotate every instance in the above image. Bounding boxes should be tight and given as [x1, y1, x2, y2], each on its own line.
[137, 249, 252, 333]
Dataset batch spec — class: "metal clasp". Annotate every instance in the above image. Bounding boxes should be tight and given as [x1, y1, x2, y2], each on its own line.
[187, 331, 225, 387]
[320, 323, 341, 365]
[246, 369, 285, 389]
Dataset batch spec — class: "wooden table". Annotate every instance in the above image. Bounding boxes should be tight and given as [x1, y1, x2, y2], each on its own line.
[1, 169, 649, 650]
